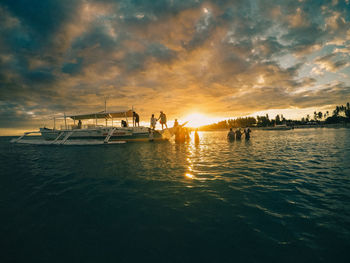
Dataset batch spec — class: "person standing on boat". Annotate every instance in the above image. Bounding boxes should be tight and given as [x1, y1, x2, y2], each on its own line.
[227, 128, 235, 141]
[158, 111, 168, 129]
[133, 112, 140, 127]
[78, 120, 82, 129]
[150, 114, 157, 130]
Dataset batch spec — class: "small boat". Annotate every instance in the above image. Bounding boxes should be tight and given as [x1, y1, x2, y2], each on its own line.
[11, 109, 174, 145]
[261, 124, 293, 130]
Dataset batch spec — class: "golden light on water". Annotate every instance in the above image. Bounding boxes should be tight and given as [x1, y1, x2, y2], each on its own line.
[185, 173, 194, 179]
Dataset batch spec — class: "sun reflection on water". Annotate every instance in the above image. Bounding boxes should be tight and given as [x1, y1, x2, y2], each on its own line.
[185, 173, 194, 179]
[176, 131, 206, 180]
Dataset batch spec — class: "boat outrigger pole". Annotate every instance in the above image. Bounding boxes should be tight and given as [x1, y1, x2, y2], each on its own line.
[105, 96, 108, 127]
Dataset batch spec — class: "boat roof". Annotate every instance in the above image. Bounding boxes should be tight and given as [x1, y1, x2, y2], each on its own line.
[68, 110, 134, 120]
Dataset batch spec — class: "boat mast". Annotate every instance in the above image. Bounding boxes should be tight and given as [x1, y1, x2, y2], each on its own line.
[105, 96, 107, 127]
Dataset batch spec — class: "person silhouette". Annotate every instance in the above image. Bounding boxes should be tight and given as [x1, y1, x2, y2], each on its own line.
[150, 114, 157, 130]
[244, 128, 251, 140]
[158, 111, 168, 129]
[227, 128, 235, 141]
[133, 112, 140, 127]
[194, 129, 199, 144]
[235, 128, 242, 140]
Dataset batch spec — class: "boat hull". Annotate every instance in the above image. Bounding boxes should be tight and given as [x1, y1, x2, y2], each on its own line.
[39, 127, 164, 142]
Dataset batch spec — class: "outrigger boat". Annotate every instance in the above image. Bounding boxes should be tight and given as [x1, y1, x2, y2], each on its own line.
[11, 109, 174, 145]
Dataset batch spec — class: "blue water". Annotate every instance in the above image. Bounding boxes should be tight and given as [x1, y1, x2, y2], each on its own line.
[1, 129, 350, 263]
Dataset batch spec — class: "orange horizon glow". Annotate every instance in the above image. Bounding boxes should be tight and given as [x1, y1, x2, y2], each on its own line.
[181, 112, 225, 128]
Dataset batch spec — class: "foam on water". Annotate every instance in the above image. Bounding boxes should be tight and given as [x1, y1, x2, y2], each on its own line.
[1, 128, 349, 262]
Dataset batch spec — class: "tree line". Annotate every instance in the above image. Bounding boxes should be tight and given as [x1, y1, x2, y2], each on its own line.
[199, 102, 350, 130]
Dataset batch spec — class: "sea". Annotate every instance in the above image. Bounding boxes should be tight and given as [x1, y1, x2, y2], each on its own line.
[1, 128, 349, 263]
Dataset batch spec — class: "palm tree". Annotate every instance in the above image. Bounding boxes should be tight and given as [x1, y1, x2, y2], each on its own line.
[345, 102, 350, 119]
[334, 106, 340, 116]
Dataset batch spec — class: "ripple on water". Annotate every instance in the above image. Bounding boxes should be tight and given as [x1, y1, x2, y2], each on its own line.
[1, 129, 350, 262]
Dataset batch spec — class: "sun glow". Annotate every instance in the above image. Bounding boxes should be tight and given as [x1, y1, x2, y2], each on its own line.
[181, 112, 223, 128]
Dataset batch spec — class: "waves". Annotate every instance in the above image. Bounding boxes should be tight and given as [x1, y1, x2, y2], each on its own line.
[1, 129, 350, 262]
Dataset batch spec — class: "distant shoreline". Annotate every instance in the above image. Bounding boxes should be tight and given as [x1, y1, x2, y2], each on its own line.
[292, 123, 350, 129]
[1, 123, 349, 136]
[198, 123, 350, 131]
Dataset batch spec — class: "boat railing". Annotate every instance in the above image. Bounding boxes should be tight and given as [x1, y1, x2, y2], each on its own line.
[58, 124, 132, 130]
[59, 124, 106, 130]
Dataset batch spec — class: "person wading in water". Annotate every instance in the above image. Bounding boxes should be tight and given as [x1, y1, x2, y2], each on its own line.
[227, 128, 235, 141]
[244, 128, 251, 140]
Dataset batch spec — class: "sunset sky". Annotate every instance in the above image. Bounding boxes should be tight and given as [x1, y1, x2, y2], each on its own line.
[1, 0, 350, 134]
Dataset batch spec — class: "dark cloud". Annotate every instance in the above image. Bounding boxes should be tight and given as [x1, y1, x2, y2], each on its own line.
[116, 0, 203, 23]
[62, 58, 84, 75]
[1, 0, 350, 133]
[1, 0, 78, 41]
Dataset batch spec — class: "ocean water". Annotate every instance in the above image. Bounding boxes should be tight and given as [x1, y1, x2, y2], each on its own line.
[1, 129, 350, 263]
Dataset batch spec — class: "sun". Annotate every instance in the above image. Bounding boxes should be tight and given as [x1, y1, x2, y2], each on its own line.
[181, 112, 222, 128]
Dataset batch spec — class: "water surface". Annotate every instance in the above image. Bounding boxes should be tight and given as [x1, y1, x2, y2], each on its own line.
[1, 128, 349, 262]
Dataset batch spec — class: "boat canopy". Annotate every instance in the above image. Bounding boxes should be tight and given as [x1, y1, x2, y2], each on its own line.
[68, 110, 133, 120]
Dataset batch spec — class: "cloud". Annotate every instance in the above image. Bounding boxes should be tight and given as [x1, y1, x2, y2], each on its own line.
[314, 53, 350, 72]
[0, 0, 350, 132]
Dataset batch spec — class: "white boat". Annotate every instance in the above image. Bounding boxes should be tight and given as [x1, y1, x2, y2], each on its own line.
[11, 109, 174, 145]
[261, 124, 293, 130]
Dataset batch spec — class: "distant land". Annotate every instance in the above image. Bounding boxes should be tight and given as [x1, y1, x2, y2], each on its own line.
[198, 103, 350, 131]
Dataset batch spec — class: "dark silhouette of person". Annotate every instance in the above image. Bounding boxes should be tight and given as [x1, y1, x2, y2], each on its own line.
[133, 112, 140, 127]
[158, 111, 168, 129]
[78, 120, 82, 129]
[244, 128, 251, 140]
[235, 128, 242, 140]
[174, 119, 179, 127]
[227, 128, 235, 141]
[150, 114, 157, 129]
[121, 120, 127, 127]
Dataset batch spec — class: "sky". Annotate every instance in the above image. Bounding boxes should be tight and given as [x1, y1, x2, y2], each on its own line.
[0, 0, 350, 134]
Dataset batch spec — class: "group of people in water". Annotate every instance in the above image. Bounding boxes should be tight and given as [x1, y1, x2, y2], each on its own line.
[128, 110, 252, 143]
[149, 111, 252, 143]
[227, 127, 251, 141]
[173, 120, 200, 143]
